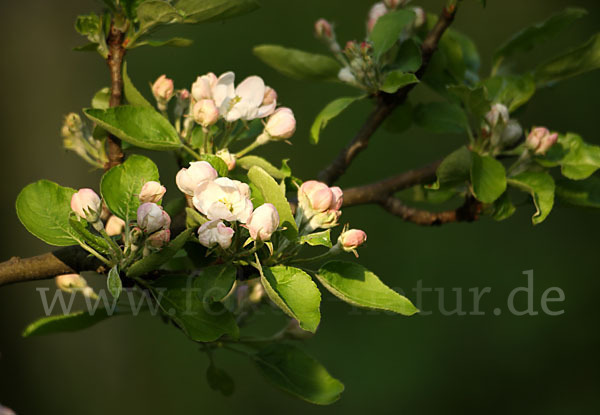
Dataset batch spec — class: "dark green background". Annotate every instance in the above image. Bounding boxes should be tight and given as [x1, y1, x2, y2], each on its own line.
[1, 0, 598, 413]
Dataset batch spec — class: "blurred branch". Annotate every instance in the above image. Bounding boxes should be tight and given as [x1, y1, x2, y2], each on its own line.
[379, 196, 482, 226]
[318, 3, 459, 185]
[105, 21, 126, 170]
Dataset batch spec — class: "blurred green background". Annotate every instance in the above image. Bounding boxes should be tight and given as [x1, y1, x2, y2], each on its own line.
[1, 0, 599, 413]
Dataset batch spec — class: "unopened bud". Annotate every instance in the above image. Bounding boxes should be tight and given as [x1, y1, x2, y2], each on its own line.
[139, 181, 166, 204]
[367, 2, 388, 33]
[412, 7, 426, 28]
[485, 103, 509, 128]
[191, 72, 217, 101]
[264, 107, 296, 140]
[338, 67, 357, 84]
[246, 203, 280, 241]
[526, 127, 558, 155]
[105, 215, 126, 236]
[64, 113, 83, 134]
[193, 99, 219, 127]
[152, 75, 174, 111]
[500, 120, 523, 148]
[216, 149, 236, 171]
[339, 229, 367, 250]
[71, 188, 102, 222]
[137, 203, 171, 233]
[314, 18, 333, 39]
[147, 229, 171, 248]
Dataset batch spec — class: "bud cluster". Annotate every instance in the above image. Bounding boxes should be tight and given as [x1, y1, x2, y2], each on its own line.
[61, 113, 108, 169]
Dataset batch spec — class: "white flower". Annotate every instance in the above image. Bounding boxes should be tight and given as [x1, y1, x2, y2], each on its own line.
[215, 73, 277, 122]
[139, 181, 166, 204]
[198, 220, 235, 249]
[212, 71, 236, 114]
[191, 72, 217, 101]
[176, 161, 219, 196]
[193, 177, 253, 223]
[246, 203, 279, 241]
[137, 202, 171, 233]
[71, 188, 102, 222]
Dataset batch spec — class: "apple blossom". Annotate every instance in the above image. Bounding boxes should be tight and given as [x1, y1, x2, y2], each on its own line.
[147, 229, 171, 248]
[0, 404, 16, 415]
[176, 161, 218, 196]
[339, 229, 367, 250]
[526, 127, 558, 155]
[314, 18, 333, 39]
[338, 66, 357, 84]
[139, 181, 166, 204]
[216, 148, 236, 171]
[55, 273, 97, 299]
[152, 75, 174, 111]
[197, 220, 235, 249]
[246, 203, 280, 241]
[211, 71, 236, 113]
[486, 103, 509, 128]
[257, 107, 296, 144]
[263, 86, 277, 107]
[298, 181, 343, 215]
[191, 72, 217, 101]
[137, 202, 171, 233]
[71, 188, 102, 222]
[384, 0, 405, 9]
[193, 177, 253, 223]
[193, 99, 219, 127]
[105, 215, 126, 236]
[367, 2, 388, 32]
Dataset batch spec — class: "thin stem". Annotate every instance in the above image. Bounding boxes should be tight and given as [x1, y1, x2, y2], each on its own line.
[79, 243, 111, 266]
[181, 143, 203, 160]
[235, 140, 261, 158]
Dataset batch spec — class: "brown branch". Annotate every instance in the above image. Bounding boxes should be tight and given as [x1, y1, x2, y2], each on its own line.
[342, 160, 441, 206]
[105, 22, 126, 170]
[379, 195, 482, 226]
[318, 4, 458, 185]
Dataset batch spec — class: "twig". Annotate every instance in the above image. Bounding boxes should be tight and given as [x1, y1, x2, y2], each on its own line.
[318, 4, 459, 185]
[105, 22, 126, 170]
[378, 195, 482, 226]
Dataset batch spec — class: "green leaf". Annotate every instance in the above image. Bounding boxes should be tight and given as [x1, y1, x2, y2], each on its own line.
[122, 62, 153, 108]
[100, 154, 159, 222]
[448, 85, 491, 120]
[482, 74, 536, 112]
[247, 166, 297, 239]
[130, 37, 193, 48]
[150, 274, 239, 342]
[253, 45, 341, 81]
[16, 180, 80, 246]
[91, 87, 110, 109]
[491, 191, 516, 221]
[136, 0, 181, 31]
[237, 156, 291, 180]
[84, 106, 181, 150]
[539, 133, 600, 180]
[194, 264, 237, 302]
[206, 363, 235, 396]
[369, 9, 416, 59]
[534, 33, 600, 86]
[259, 265, 321, 333]
[68, 216, 112, 255]
[127, 229, 193, 278]
[253, 343, 344, 405]
[299, 230, 332, 248]
[199, 154, 229, 177]
[429, 146, 472, 190]
[555, 176, 600, 208]
[316, 261, 418, 316]
[380, 71, 418, 94]
[310, 96, 363, 144]
[74, 13, 109, 57]
[107, 266, 122, 299]
[470, 153, 507, 203]
[508, 171, 555, 224]
[23, 309, 114, 337]
[394, 39, 422, 73]
[494, 8, 587, 67]
[414, 102, 468, 134]
[175, 0, 259, 24]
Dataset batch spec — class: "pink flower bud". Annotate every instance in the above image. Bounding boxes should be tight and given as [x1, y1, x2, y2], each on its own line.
[176, 161, 219, 196]
[367, 2, 388, 33]
[330, 186, 344, 210]
[314, 18, 333, 39]
[264, 107, 296, 140]
[55, 273, 88, 292]
[298, 180, 334, 213]
[152, 75, 174, 110]
[193, 99, 219, 127]
[262, 86, 277, 106]
[139, 181, 166, 204]
[216, 149, 236, 171]
[178, 89, 190, 100]
[105, 215, 126, 236]
[147, 229, 171, 248]
[137, 202, 170, 233]
[71, 188, 102, 222]
[360, 41, 372, 54]
[246, 203, 280, 241]
[198, 220, 235, 249]
[339, 229, 367, 250]
[191, 72, 217, 101]
[526, 127, 558, 155]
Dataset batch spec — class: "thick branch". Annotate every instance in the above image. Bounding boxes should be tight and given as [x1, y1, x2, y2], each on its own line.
[342, 160, 441, 206]
[105, 23, 126, 170]
[318, 4, 458, 185]
[379, 195, 482, 226]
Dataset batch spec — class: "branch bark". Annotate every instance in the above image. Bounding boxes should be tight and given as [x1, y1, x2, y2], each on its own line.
[318, 4, 458, 185]
[105, 22, 126, 170]
[379, 195, 482, 226]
